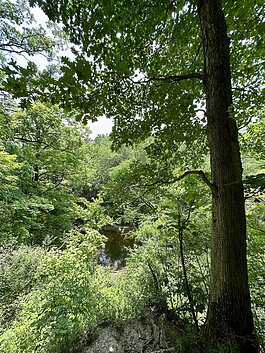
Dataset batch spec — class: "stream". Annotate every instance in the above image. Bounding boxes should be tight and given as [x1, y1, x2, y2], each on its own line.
[99, 226, 134, 269]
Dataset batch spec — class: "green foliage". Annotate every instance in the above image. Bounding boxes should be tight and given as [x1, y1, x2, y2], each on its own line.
[0, 228, 154, 353]
[247, 203, 265, 349]
[0, 147, 33, 241]
[76, 135, 133, 201]
[123, 180, 211, 326]
[0, 241, 45, 326]
[0, 0, 64, 62]
[4, 0, 257, 170]
[0, 1, 264, 346]
[0, 229, 103, 353]
[241, 110, 265, 196]
[0, 103, 96, 244]
[0, 0, 67, 110]
[0, 123, 264, 352]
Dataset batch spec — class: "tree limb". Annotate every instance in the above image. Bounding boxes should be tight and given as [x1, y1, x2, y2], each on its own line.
[127, 170, 216, 196]
[124, 72, 204, 85]
[149, 72, 204, 83]
[170, 170, 216, 194]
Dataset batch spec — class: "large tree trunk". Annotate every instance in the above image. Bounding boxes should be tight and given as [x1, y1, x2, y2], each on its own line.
[197, 0, 258, 351]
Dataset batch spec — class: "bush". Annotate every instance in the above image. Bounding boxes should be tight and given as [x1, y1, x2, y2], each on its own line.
[0, 241, 45, 326]
[0, 225, 166, 353]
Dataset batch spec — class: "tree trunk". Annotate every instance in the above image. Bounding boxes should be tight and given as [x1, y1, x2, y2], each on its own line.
[178, 226, 199, 333]
[197, 0, 258, 351]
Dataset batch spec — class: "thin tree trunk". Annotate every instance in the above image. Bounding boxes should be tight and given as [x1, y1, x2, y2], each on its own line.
[197, 0, 258, 351]
[178, 227, 199, 333]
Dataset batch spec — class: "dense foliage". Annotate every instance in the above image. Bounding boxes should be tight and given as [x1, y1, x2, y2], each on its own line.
[0, 100, 264, 352]
[0, 0, 264, 352]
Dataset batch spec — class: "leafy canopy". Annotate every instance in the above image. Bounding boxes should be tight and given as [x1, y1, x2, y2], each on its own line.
[26, 0, 263, 142]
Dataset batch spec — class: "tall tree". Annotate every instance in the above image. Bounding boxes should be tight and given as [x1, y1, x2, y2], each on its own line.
[0, 0, 53, 58]
[197, 1, 255, 350]
[0, 0, 66, 110]
[0, 103, 92, 244]
[9, 0, 264, 351]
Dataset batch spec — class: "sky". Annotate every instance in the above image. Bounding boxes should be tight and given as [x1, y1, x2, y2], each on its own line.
[86, 117, 113, 139]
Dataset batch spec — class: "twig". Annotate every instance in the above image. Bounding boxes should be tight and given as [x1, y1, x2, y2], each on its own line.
[140, 195, 157, 211]
[182, 199, 195, 225]
[152, 348, 176, 352]
[188, 41, 203, 70]
[40, 173, 65, 194]
[147, 260, 160, 291]
[238, 117, 252, 130]
[196, 255, 209, 296]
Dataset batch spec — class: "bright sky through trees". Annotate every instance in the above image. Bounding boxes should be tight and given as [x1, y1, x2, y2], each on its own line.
[17, 5, 114, 137]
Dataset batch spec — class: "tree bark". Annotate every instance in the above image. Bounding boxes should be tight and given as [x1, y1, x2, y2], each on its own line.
[197, 0, 258, 351]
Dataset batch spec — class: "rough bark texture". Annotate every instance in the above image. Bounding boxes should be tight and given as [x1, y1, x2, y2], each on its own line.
[197, 0, 258, 351]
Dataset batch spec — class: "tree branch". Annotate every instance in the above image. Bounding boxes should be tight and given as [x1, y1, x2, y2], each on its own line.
[128, 170, 216, 195]
[14, 136, 41, 144]
[124, 72, 204, 85]
[188, 41, 203, 70]
[170, 170, 216, 194]
[148, 72, 204, 83]
[182, 199, 195, 225]
[40, 173, 65, 194]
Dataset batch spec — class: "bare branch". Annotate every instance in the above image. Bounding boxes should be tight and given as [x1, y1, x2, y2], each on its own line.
[248, 224, 265, 234]
[152, 349, 176, 353]
[0, 33, 52, 59]
[146, 260, 160, 291]
[0, 44, 50, 59]
[139, 195, 157, 211]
